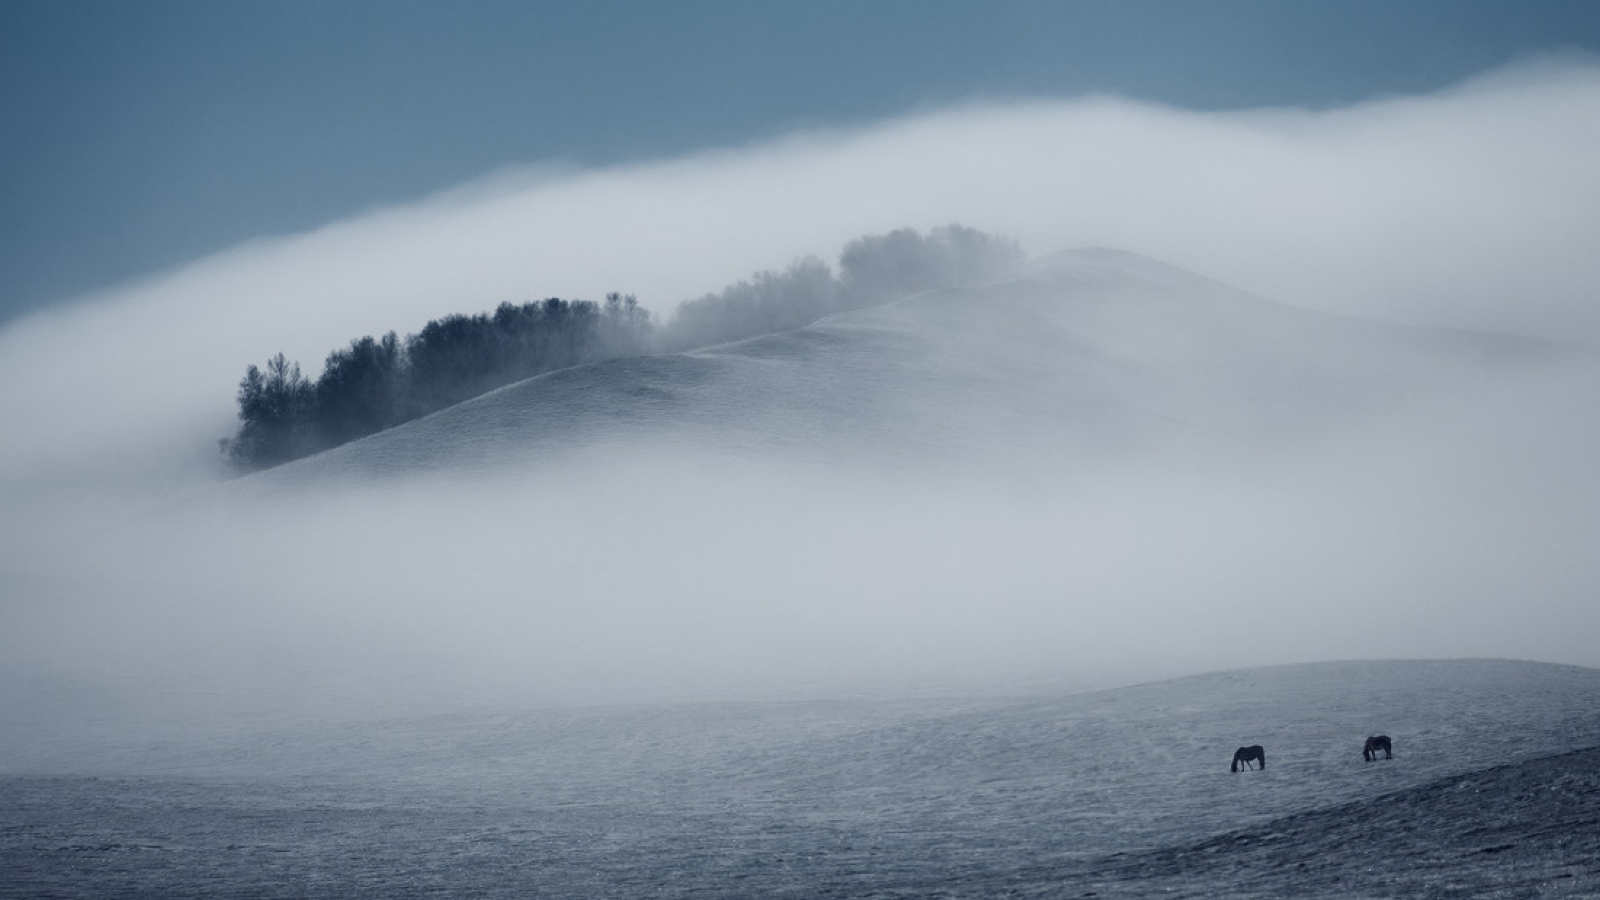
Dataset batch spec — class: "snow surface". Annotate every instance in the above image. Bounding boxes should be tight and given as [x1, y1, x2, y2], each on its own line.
[4, 249, 1599, 895]
[2, 659, 1597, 897]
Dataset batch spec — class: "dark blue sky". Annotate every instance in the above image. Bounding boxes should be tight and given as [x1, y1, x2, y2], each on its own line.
[3, 0, 1598, 324]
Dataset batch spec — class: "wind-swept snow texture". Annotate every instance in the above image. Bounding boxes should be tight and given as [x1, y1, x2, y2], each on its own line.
[2, 660, 1598, 897]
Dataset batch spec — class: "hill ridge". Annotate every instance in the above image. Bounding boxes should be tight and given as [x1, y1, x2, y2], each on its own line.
[226, 248, 1577, 491]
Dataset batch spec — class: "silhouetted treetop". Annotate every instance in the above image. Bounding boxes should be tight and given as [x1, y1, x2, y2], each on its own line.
[229, 353, 315, 470]
[660, 224, 1021, 352]
[222, 224, 1020, 472]
[223, 296, 646, 472]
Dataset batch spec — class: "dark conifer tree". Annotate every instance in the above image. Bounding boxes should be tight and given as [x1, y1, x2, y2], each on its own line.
[221, 224, 1015, 472]
[226, 353, 315, 470]
[313, 332, 402, 448]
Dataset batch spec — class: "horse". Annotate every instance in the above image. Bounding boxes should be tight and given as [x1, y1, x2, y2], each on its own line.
[1363, 735, 1392, 761]
[1231, 745, 1265, 772]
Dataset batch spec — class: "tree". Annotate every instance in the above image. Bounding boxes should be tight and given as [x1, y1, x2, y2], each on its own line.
[219, 223, 1019, 473]
[313, 332, 402, 448]
[660, 256, 837, 351]
[602, 292, 652, 356]
[226, 353, 315, 470]
[839, 224, 1023, 303]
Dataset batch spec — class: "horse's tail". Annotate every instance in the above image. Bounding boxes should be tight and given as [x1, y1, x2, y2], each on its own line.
[1258, 748, 1265, 769]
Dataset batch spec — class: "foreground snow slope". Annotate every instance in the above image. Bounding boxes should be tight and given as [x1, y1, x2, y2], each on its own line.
[1076, 745, 1600, 897]
[3, 659, 1598, 897]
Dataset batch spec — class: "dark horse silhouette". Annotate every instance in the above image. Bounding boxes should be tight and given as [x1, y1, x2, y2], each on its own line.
[1363, 735, 1392, 761]
[1231, 745, 1265, 772]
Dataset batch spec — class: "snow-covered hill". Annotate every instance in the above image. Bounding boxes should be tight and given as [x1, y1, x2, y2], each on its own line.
[245, 247, 1573, 487]
[3, 659, 1597, 897]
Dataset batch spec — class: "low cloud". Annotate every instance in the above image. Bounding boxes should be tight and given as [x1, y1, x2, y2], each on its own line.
[2, 59, 1599, 729]
[3, 57, 1598, 504]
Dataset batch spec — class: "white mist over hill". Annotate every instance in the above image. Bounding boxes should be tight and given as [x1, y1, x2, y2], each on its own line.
[1, 60, 1599, 742]
[0, 56, 1598, 556]
[4, 55, 1599, 900]
[2, 248, 1596, 737]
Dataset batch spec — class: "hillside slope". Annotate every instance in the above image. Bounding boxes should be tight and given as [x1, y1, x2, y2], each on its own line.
[1070, 745, 1600, 897]
[247, 247, 1573, 487]
[4, 659, 1598, 897]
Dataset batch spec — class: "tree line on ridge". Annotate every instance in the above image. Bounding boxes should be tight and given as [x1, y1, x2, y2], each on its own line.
[222, 225, 1022, 471]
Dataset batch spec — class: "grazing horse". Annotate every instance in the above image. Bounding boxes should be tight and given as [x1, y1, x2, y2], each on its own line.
[1231, 745, 1266, 772]
[1363, 735, 1392, 761]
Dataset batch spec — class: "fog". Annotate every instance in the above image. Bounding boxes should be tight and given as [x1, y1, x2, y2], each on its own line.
[9, 381, 1598, 731]
[3, 60, 1600, 738]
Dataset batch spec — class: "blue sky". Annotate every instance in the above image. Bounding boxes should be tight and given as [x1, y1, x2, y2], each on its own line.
[4, 0, 1600, 324]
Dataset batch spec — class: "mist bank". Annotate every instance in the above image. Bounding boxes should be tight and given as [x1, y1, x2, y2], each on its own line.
[5, 430, 1598, 731]
[5, 253, 1598, 730]
[2, 59, 1599, 732]
[6, 495, 1595, 738]
[1, 57, 1598, 543]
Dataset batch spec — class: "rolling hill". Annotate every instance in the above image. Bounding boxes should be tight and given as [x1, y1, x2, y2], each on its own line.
[245, 246, 1573, 488]
[3, 659, 1598, 897]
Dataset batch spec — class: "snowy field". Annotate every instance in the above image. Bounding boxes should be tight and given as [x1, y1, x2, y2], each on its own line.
[4, 659, 1598, 897]
[4, 252, 1598, 897]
